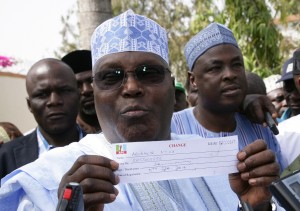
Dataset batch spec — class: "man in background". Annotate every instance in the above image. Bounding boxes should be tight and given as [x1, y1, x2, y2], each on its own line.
[171, 22, 285, 210]
[0, 58, 85, 179]
[277, 49, 300, 171]
[264, 74, 287, 119]
[276, 57, 300, 122]
[246, 71, 266, 95]
[174, 81, 188, 112]
[62, 50, 101, 133]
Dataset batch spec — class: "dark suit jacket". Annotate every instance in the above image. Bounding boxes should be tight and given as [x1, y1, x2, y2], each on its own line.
[0, 130, 39, 179]
[0, 128, 87, 180]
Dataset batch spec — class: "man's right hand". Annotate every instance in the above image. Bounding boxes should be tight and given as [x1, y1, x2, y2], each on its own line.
[242, 94, 278, 126]
[58, 155, 120, 210]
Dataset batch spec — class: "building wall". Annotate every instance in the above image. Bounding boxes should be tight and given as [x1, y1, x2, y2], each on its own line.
[0, 72, 36, 133]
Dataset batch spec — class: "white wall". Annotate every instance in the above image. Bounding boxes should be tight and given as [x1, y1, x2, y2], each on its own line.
[0, 72, 36, 133]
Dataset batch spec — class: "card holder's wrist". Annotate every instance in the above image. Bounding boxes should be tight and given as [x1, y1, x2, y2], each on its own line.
[238, 199, 276, 211]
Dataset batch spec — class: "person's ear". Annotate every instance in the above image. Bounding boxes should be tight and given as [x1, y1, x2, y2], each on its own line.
[26, 97, 33, 113]
[189, 71, 197, 87]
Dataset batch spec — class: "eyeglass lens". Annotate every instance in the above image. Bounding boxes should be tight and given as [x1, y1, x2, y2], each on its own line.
[93, 65, 167, 90]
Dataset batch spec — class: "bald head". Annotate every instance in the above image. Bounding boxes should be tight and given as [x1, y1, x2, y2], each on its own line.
[26, 58, 77, 93]
[25, 58, 80, 136]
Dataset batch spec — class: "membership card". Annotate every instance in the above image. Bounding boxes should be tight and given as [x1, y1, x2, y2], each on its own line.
[112, 135, 239, 183]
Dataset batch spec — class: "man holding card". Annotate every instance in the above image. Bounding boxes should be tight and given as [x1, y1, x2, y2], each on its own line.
[171, 22, 287, 210]
[0, 10, 282, 211]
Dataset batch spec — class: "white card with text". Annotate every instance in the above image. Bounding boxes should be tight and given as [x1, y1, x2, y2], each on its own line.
[112, 136, 239, 183]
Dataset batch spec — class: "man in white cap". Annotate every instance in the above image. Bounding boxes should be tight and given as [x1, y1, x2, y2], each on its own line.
[264, 74, 287, 119]
[0, 11, 282, 211]
[171, 22, 286, 210]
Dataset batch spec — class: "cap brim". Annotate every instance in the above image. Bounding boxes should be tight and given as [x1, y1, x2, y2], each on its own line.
[276, 72, 293, 83]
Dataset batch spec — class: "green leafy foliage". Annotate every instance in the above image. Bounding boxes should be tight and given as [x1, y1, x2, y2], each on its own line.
[192, 0, 288, 78]
[58, 0, 299, 83]
[55, 9, 80, 59]
[112, 0, 299, 82]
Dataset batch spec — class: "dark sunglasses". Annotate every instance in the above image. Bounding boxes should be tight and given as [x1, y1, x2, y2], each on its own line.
[93, 65, 170, 90]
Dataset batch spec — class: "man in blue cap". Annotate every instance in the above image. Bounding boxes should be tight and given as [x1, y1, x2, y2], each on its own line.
[171, 22, 286, 210]
[276, 57, 300, 122]
[276, 48, 300, 172]
[0, 12, 282, 211]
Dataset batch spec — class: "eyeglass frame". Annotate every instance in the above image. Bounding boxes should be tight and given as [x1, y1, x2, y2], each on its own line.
[92, 64, 171, 91]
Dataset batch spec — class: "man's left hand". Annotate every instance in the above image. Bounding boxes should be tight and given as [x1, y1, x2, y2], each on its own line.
[242, 94, 277, 126]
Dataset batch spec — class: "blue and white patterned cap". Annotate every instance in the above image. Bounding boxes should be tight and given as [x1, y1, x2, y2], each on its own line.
[91, 10, 169, 69]
[184, 22, 239, 71]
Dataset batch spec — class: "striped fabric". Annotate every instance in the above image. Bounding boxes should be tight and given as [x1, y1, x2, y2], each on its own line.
[171, 107, 286, 209]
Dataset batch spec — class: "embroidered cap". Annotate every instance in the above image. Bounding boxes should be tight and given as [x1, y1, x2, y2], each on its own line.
[263, 74, 283, 94]
[277, 58, 294, 82]
[184, 22, 239, 71]
[91, 10, 168, 69]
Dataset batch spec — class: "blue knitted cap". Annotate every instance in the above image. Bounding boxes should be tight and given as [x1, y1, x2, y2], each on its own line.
[184, 22, 238, 71]
[91, 10, 169, 70]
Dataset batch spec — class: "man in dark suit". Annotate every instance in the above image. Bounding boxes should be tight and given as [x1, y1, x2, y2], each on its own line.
[0, 58, 86, 179]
